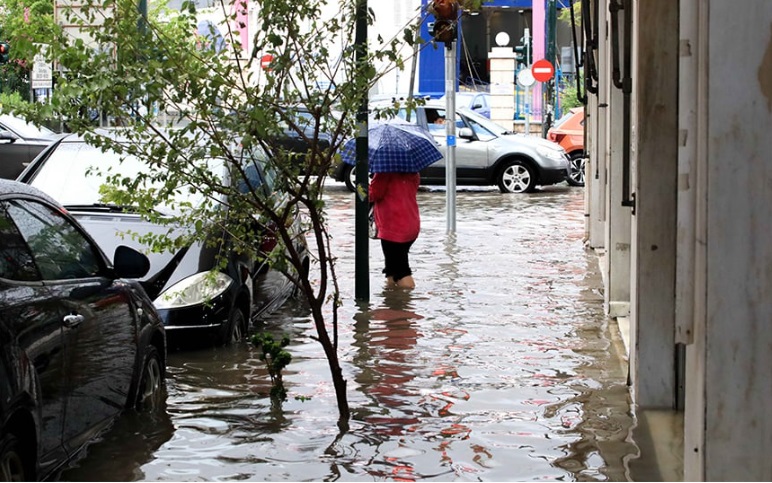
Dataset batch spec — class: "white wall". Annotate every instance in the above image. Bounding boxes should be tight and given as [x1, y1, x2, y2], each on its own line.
[369, 0, 422, 95]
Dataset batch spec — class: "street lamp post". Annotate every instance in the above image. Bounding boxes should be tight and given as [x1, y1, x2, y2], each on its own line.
[354, 0, 370, 301]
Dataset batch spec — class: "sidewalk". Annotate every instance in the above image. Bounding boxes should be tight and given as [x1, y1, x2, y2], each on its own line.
[598, 251, 684, 482]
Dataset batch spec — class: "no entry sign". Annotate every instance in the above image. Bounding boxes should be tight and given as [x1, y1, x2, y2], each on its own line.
[531, 59, 554, 83]
[260, 54, 273, 70]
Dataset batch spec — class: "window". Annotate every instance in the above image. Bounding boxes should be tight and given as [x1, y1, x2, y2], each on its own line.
[465, 117, 496, 142]
[5, 200, 102, 280]
[0, 203, 40, 281]
[237, 146, 274, 196]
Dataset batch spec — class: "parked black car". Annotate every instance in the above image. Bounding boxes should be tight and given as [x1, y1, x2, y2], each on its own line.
[18, 133, 310, 347]
[0, 179, 166, 481]
[0, 115, 63, 180]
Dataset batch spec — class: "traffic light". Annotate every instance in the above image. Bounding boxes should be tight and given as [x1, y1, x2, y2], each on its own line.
[0, 41, 9, 64]
[428, 0, 458, 44]
[515, 34, 532, 67]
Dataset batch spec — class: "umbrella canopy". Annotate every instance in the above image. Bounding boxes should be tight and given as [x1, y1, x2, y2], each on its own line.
[339, 121, 443, 173]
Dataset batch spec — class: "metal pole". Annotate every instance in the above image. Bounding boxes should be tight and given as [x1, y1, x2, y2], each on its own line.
[406, 43, 418, 122]
[354, 0, 369, 301]
[138, 0, 147, 33]
[525, 83, 531, 134]
[524, 27, 530, 135]
[543, 0, 557, 136]
[444, 41, 456, 233]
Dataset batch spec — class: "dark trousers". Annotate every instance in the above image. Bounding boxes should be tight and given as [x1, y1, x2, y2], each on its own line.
[380, 239, 415, 282]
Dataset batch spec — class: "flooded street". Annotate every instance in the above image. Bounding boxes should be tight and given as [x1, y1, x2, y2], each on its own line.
[62, 182, 638, 481]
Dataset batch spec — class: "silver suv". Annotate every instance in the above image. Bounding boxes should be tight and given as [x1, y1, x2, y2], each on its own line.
[334, 102, 570, 193]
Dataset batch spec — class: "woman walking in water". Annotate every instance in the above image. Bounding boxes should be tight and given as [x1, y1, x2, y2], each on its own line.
[369, 172, 421, 289]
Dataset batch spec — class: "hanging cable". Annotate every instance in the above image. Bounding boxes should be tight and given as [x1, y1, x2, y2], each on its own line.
[569, 0, 586, 105]
[581, 0, 598, 94]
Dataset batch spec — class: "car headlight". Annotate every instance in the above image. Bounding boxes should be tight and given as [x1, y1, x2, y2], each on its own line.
[537, 146, 566, 160]
[154, 271, 233, 309]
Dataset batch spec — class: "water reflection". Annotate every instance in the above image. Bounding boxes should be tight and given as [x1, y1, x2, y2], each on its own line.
[59, 184, 638, 481]
[61, 403, 175, 481]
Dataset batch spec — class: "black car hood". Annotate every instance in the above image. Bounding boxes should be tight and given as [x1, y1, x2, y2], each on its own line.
[71, 211, 213, 300]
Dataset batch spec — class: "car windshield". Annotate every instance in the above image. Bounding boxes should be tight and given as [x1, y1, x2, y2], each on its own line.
[27, 142, 213, 216]
[390, 105, 501, 141]
[454, 107, 509, 135]
[0, 115, 57, 138]
[552, 110, 577, 128]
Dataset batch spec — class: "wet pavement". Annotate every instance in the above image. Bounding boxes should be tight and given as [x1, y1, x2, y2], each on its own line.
[61, 182, 639, 481]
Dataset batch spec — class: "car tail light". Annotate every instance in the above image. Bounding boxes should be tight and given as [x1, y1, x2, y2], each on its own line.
[549, 133, 565, 143]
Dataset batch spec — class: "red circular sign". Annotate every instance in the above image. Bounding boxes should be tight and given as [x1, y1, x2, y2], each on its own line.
[260, 54, 273, 70]
[531, 59, 554, 83]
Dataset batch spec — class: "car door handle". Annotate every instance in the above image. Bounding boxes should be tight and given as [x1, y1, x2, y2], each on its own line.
[63, 314, 85, 328]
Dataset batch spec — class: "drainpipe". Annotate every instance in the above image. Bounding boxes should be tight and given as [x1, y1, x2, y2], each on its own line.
[609, 0, 634, 213]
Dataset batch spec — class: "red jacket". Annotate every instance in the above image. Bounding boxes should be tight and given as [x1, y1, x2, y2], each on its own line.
[369, 172, 420, 243]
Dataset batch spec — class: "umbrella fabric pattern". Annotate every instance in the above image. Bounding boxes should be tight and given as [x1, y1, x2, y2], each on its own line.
[339, 122, 443, 173]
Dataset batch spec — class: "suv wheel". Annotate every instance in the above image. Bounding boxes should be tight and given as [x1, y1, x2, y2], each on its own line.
[498, 160, 537, 193]
[567, 152, 586, 187]
[343, 164, 356, 192]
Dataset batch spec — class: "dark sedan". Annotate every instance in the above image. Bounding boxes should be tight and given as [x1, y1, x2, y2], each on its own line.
[0, 115, 62, 180]
[0, 179, 166, 481]
[18, 133, 310, 347]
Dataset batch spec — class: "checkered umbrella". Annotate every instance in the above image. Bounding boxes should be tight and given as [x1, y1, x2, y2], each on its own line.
[339, 120, 443, 173]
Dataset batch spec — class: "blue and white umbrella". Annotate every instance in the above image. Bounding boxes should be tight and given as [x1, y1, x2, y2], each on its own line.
[339, 120, 443, 173]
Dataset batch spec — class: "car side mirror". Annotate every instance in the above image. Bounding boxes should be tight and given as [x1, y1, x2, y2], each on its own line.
[113, 245, 150, 279]
[458, 127, 474, 139]
[0, 130, 19, 142]
[473, 103, 482, 109]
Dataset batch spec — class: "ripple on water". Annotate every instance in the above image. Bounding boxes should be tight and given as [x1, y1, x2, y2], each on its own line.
[61, 186, 637, 482]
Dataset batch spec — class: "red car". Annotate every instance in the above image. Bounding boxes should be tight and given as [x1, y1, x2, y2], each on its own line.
[547, 107, 585, 186]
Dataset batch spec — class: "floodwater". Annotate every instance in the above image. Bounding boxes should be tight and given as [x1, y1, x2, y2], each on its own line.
[61, 182, 638, 482]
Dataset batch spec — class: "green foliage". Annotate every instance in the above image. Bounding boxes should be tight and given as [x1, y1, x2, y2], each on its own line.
[252, 332, 292, 401]
[0, 0, 56, 98]
[7, 0, 424, 424]
[558, 1, 582, 27]
[560, 81, 583, 111]
[0, 90, 25, 107]
[0, 62, 30, 101]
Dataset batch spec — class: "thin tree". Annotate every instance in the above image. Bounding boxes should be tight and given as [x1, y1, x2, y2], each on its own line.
[7, 0, 484, 427]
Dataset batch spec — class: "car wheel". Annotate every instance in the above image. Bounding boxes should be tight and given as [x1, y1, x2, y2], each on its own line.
[135, 346, 165, 411]
[567, 152, 586, 187]
[343, 164, 356, 193]
[0, 434, 27, 482]
[218, 309, 246, 346]
[497, 160, 537, 193]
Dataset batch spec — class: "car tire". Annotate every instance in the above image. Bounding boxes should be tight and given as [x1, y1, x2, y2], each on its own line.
[342, 164, 356, 193]
[0, 434, 27, 482]
[135, 346, 165, 411]
[497, 160, 537, 193]
[567, 152, 586, 187]
[218, 309, 246, 346]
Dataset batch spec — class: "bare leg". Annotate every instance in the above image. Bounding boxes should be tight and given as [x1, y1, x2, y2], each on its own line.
[396, 275, 415, 289]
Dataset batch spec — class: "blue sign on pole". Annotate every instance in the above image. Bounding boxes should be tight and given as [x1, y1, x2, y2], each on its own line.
[447, 135, 456, 147]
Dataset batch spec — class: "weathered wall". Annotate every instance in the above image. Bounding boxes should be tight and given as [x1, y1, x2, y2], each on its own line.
[700, 1, 772, 480]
